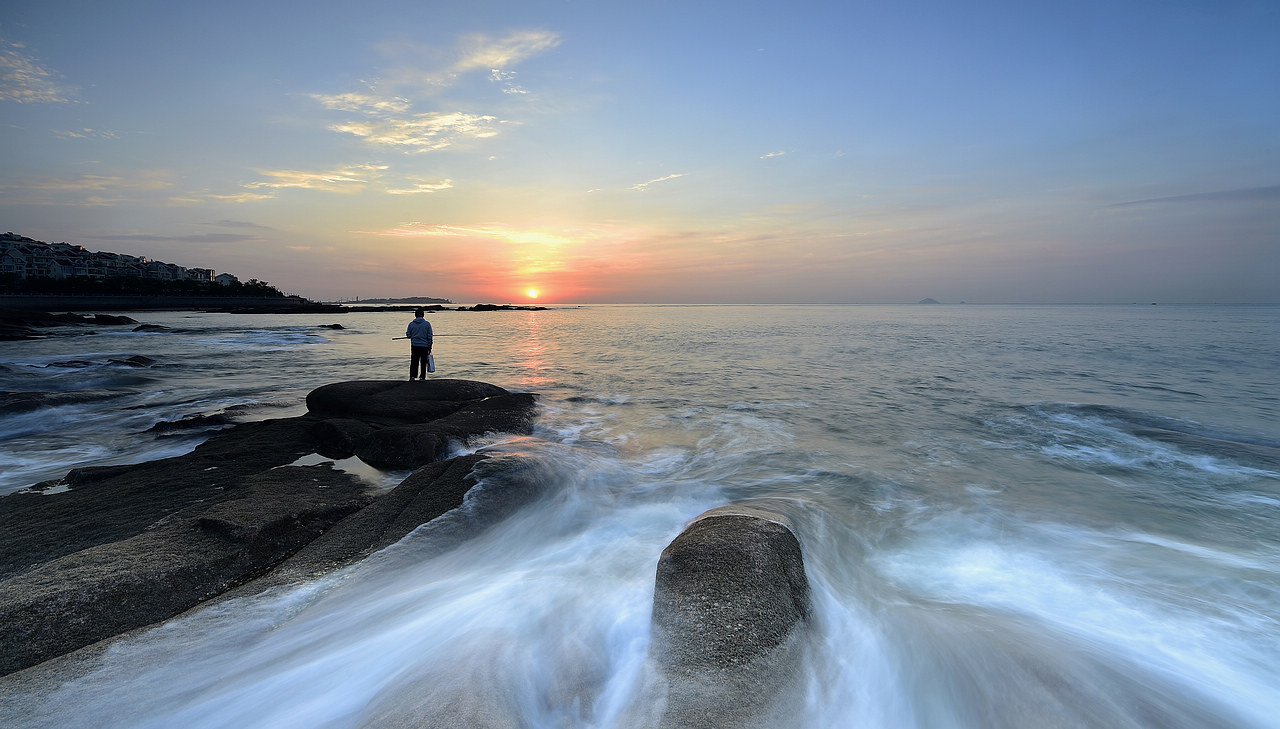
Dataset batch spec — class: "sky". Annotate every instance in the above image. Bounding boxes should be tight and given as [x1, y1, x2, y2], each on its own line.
[1, 0, 1277, 304]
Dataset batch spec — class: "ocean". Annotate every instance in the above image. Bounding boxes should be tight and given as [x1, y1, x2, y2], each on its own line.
[1, 304, 1278, 728]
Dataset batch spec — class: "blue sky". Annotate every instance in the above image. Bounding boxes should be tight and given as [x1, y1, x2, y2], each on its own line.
[2, 0, 1277, 303]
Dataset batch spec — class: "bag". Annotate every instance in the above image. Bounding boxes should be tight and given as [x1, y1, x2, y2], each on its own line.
[427, 354, 436, 373]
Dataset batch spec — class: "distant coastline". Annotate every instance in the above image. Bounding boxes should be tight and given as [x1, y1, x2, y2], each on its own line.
[334, 296, 453, 305]
[0, 293, 339, 313]
[0, 294, 547, 316]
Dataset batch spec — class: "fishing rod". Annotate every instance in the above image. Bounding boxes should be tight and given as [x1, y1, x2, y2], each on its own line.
[391, 334, 497, 339]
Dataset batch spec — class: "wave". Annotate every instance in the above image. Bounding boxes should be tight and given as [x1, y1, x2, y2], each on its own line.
[992, 403, 1280, 475]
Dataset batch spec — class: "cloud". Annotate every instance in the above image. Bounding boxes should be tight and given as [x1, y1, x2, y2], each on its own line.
[490, 69, 529, 94]
[328, 112, 500, 151]
[91, 233, 261, 244]
[204, 219, 276, 230]
[630, 173, 687, 191]
[52, 128, 118, 140]
[243, 163, 388, 192]
[452, 30, 561, 76]
[2, 172, 174, 205]
[0, 39, 76, 103]
[372, 222, 565, 243]
[23, 174, 135, 192]
[309, 91, 411, 114]
[386, 178, 454, 195]
[210, 191, 277, 203]
[305, 30, 557, 159]
[372, 29, 560, 94]
[230, 166, 449, 199]
[760, 150, 788, 159]
[1110, 185, 1280, 206]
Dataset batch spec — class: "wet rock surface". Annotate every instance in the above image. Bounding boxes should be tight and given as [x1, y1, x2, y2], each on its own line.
[0, 379, 538, 676]
[0, 308, 137, 340]
[307, 379, 510, 423]
[0, 388, 137, 415]
[645, 503, 814, 729]
[308, 380, 538, 469]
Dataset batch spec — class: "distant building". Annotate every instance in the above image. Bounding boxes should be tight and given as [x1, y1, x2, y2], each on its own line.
[0, 250, 24, 277]
[145, 261, 197, 281]
[0, 232, 239, 286]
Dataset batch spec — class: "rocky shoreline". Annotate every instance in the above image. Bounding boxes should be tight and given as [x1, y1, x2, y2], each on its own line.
[0, 379, 537, 676]
[0, 308, 139, 340]
[1, 379, 813, 726]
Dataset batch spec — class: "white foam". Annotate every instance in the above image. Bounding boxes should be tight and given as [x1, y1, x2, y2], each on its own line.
[282, 453, 407, 491]
[873, 530, 1280, 726]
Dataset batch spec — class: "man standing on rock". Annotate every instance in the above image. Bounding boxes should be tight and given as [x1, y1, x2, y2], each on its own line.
[406, 308, 434, 380]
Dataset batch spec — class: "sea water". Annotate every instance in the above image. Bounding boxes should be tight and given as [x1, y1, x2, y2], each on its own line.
[1, 304, 1278, 727]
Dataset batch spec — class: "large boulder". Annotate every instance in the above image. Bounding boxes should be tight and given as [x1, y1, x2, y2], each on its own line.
[645, 503, 813, 728]
[306, 379, 509, 424]
[306, 381, 538, 469]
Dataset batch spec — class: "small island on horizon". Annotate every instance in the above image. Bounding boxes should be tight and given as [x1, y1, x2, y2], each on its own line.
[334, 296, 454, 305]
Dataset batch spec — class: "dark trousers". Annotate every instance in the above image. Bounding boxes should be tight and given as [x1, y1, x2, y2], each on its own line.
[410, 346, 432, 379]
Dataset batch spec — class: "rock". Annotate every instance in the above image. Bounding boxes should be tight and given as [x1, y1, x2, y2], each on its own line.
[0, 389, 135, 415]
[307, 381, 538, 468]
[310, 417, 378, 459]
[306, 379, 510, 424]
[195, 466, 373, 544]
[250, 454, 489, 586]
[93, 314, 137, 325]
[0, 323, 40, 341]
[144, 411, 236, 434]
[110, 354, 157, 367]
[353, 393, 539, 469]
[357, 425, 452, 469]
[646, 503, 813, 729]
[434, 391, 540, 437]
[47, 359, 96, 368]
[0, 463, 372, 677]
[0, 308, 85, 328]
[0, 417, 323, 581]
[0, 379, 539, 676]
[0, 309, 121, 340]
[318, 323, 344, 329]
[460, 303, 547, 311]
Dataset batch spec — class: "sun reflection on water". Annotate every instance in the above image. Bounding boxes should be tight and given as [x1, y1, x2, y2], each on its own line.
[517, 310, 552, 390]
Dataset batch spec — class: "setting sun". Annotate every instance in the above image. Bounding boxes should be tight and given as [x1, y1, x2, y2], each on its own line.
[526, 288, 539, 299]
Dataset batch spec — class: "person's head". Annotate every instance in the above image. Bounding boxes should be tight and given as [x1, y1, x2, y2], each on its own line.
[415, 308, 425, 318]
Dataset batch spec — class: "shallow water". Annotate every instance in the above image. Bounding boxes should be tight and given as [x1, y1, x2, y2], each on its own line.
[2, 304, 1278, 727]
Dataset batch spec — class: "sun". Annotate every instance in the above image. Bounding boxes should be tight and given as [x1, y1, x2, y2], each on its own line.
[526, 288, 539, 299]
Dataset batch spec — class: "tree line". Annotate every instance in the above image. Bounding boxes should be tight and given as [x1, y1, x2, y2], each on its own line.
[0, 274, 286, 298]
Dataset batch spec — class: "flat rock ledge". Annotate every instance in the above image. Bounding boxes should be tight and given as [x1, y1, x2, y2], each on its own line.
[643, 503, 814, 729]
[0, 379, 537, 677]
